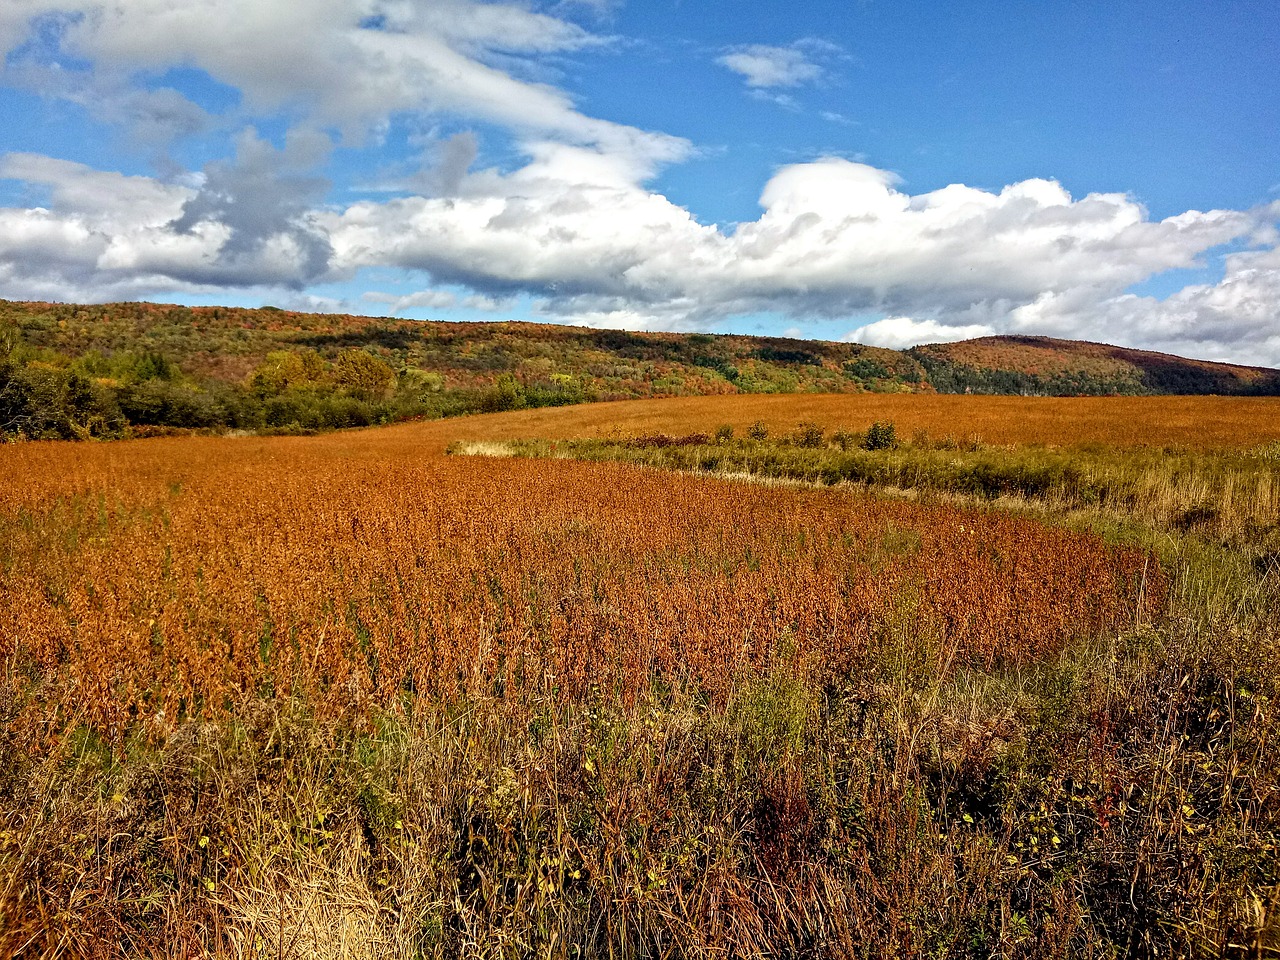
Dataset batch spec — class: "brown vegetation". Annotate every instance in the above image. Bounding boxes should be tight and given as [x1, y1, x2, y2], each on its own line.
[417, 392, 1280, 449]
[0, 429, 1157, 746]
[2, 397, 1278, 958]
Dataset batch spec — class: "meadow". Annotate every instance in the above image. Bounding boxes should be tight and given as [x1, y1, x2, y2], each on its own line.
[2, 394, 1278, 958]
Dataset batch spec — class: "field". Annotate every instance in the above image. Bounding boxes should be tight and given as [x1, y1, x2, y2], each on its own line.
[3, 394, 1279, 958]
[417, 393, 1280, 449]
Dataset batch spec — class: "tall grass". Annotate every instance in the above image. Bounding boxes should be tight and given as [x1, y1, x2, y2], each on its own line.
[465, 434, 1280, 555]
[6, 611, 1277, 957]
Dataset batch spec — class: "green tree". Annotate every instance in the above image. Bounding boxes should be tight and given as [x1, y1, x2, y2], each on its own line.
[332, 349, 396, 401]
[248, 349, 330, 396]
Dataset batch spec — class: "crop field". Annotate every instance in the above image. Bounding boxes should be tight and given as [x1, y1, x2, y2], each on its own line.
[2, 394, 1279, 958]
[1, 432, 1158, 743]
[418, 392, 1280, 450]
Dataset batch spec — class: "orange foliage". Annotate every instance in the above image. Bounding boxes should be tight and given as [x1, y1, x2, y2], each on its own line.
[2, 425, 1161, 746]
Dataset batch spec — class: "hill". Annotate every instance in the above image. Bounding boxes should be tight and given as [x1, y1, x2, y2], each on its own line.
[911, 335, 1280, 396]
[0, 299, 922, 439]
[2, 299, 1277, 439]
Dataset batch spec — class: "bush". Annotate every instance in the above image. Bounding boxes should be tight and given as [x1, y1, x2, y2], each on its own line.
[332, 349, 396, 401]
[794, 422, 825, 448]
[714, 424, 734, 443]
[118, 381, 221, 428]
[479, 374, 527, 413]
[1, 364, 126, 439]
[863, 420, 897, 451]
[747, 421, 768, 441]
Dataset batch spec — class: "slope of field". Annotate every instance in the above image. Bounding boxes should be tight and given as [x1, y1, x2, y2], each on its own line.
[0, 299, 922, 395]
[0, 299, 923, 440]
[913, 334, 1280, 396]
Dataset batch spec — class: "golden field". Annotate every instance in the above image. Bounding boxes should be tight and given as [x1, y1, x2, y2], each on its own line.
[1, 393, 1278, 958]
[1, 427, 1157, 746]
[414, 393, 1280, 449]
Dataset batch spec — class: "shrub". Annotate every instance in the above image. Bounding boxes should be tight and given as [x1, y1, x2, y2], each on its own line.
[332, 349, 396, 401]
[747, 420, 768, 441]
[863, 420, 897, 451]
[479, 374, 527, 413]
[714, 423, 734, 443]
[794, 422, 825, 448]
[118, 381, 221, 428]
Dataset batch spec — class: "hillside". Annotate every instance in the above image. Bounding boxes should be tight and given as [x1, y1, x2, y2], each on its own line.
[3, 299, 1278, 439]
[911, 335, 1280, 396]
[0, 299, 922, 439]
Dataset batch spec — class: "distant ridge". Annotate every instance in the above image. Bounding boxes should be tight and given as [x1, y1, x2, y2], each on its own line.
[3, 299, 1278, 438]
[910, 335, 1280, 396]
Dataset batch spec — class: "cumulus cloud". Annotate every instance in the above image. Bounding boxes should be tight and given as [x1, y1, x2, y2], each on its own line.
[332, 153, 1280, 360]
[7, 144, 1279, 362]
[717, 43, 824, 89]
[1004, 240, 1280, 364]
[0, 151, 202, 300]
[328, 153, 1262, 324]
[845, 318, 996, 350]
[0, 140, 336, 298]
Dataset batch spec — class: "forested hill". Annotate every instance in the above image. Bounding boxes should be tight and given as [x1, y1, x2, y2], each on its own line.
[909, 335, 1280, 397]
[2, 299, 1276, 439]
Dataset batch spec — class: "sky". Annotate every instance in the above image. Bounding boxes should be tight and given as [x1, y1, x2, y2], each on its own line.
[0, 0, 1278, 365]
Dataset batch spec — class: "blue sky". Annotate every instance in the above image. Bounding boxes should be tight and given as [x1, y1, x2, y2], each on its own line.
[1, 0, 1278, 364]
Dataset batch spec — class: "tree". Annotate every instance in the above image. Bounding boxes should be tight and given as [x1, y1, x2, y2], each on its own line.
[332, 349, 396, 401]
[248, 349, 329, 396]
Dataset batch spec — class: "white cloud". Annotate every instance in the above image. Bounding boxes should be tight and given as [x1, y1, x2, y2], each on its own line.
[331, 154, 1280, 363]
[845, 317, 996, 349]
[717, 43, 824, 89]
[0, 147, 339, 297]
[329, 152, 1255, 318]
[1006, 241, 1280, 365]
[0, 152, 189, 222]
[6, 146, 1278, 362]
[363, 290, 458, 313]
[2, 1, 687, 172]
[0, 152, 202, 300]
